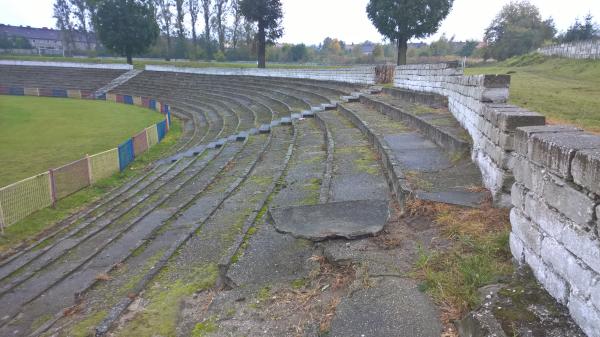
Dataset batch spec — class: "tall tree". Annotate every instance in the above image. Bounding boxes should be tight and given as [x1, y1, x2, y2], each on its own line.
[188, 0, 200, 48]
[174, 0, 187, 57]
[94, 0, 160, 64]
[201, 0, 212, 57]
[213, 0, 228, 53]
[240, 0, 283, 68]
[53, 0, 75, 55]
[230, 0, 242, 48]
[69, 0, 91, 50]
[366, 0, 453, 65]
[484, 1, 556, 60]
[155, 0, 174, 60]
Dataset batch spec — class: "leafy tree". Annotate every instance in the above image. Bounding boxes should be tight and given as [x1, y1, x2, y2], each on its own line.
[188, 0, 200, 53]
[155, 0, 174, 60]
[372, 44, 384, 59]
[240, 0, 283, 68]
[289, 43, 308, 62]
[200, 0, 212, 57]
[94, 0, 160, 64]
[459, 40, 478, 57]
[69, 0, 92, 50]
[53, 0, 75, 55]
[484, 1, 555, 60]
[174, 0, 187, 57]
[366, 0, 453, 65]
[561, 14, 599, 43]
[213, 0, 228, 53]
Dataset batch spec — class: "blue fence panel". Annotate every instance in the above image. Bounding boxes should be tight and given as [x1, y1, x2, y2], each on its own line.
[157, 120, 167, 141]
[166, 105, 172, 125]
[123, 95, 134, 105]
[52, 89, 68, 97]
[9, 87, 24, 96]
[149, 99, 157, 110]
[118, 138, 135, 171]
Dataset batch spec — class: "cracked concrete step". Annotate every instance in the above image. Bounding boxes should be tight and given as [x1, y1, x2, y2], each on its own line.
[339, 102, 488, 208]
[316, 109, 389, 203]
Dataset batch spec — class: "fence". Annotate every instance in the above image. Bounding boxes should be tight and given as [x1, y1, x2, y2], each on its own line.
[0, 87, 172, 230]
[537, 40, 600, 60]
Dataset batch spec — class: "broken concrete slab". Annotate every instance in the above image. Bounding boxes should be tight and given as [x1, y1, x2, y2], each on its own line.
[329, 276, 442, 337]
[384, 133, 453, 171]
[269, 200, 389, 241]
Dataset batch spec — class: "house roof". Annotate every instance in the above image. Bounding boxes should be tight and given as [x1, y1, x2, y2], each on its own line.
[0, 24, 94, 43]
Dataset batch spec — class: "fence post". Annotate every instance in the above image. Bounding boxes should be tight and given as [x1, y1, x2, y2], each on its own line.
[86, 154, 93, 186]
[48, 169, 57, 208]
[0, 201, 5, 234]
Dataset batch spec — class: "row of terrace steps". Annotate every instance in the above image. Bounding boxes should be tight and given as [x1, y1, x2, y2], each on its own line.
[92, 69, 143, 98]
[345, 88, 488, 208]
[0, 65, 128, 92]
[0, 75, 314, 336]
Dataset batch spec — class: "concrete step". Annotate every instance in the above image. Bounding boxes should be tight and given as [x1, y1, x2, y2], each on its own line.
[340, 102, 488, 208]
[359, 93, 471, 155]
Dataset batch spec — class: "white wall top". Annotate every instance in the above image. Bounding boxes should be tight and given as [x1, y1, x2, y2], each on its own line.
[0, 60, 133, 70]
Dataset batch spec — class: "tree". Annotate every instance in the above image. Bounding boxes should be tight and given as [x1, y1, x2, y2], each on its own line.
[230, 0, 243, 48]
[366, 0, 453, 65]
[188, 0, 200, 48]
[289, 43, 308, 62]
[174, 0, 187, 57]
[372, 44, 384, 59]
[94, 0, 160, 64]
[459, 40, 478, 57]
[200, 0, 212, 57]
[484, 1, 556, 60]
[155, 0, 174, 60]
[562, 14, 599, 42]
[69, 0, 92, 50]
[53, 0, 75, 55]
[240, 0, 283, 68]
[212, 0, 228, 53]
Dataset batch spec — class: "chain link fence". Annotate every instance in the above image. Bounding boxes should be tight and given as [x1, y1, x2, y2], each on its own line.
[89, 149, 120, 184]
[52, 157, 91, 199]
[0, 173, 53, 230]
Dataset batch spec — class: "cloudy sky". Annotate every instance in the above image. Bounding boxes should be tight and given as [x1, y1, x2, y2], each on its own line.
[0, 0, 598, 45]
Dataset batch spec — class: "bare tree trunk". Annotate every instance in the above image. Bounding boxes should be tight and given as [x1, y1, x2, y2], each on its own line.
[397, 38, 408, 66]
[202, 0, 212, 57]
[257, 21, 266, 68]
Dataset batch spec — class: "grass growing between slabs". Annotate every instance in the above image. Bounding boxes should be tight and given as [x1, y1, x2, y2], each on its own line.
[408, 200, 513, 329]
[466, 54, 600, 132]
[0, 118, 182, 255]
[0, 95, 166, 187]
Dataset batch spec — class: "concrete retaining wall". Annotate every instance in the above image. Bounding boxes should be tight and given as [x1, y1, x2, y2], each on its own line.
[0, 60, 133, 70]
[538, 40, 600, 60]
[510, 126, 600, 337]
[145, 65, 376, 84]
[393, 62, 546, 206]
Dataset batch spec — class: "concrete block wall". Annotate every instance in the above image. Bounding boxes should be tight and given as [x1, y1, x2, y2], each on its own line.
[511, 126, 600, 337]
[538, 40, 600, 60]
[0, 60, 133, 70]
[393, 62, 546, 206]
[145, 65, 377, 84]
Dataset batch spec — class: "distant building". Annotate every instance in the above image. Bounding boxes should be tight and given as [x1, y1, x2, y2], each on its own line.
[0, 24, 96, 55]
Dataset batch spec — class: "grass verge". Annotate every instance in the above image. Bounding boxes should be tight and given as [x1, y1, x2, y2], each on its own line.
[0, 118, 182, 255]
[408, 200, 513, 332]
[466, 54, 600, 132]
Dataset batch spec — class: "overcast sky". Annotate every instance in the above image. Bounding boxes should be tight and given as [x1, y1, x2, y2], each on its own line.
[0, 0, 598, 45]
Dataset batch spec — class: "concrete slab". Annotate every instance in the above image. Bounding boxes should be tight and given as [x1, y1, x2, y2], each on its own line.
[329, 277, 442, 337]
[384, 133, 452, 171]
[258, 124, 271, 134]
[236, 131, 248, 141]
[270, 200, 389, 241]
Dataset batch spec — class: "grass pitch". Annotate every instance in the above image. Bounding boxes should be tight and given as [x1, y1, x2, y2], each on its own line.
[466, 54, 600, 132]
[0, 95, 165, 187]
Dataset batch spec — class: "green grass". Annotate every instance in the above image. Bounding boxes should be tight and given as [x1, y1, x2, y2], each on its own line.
[466, 54, 600, 132]
[0, 118, 182, 254]
[0, 95, 166, 187]
[0, 54, 338, 70]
